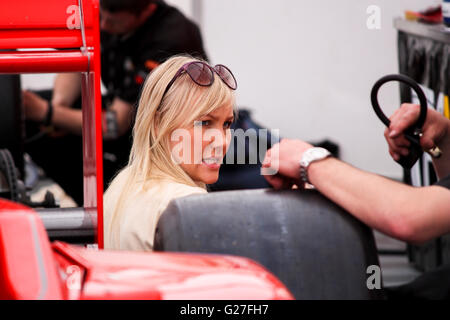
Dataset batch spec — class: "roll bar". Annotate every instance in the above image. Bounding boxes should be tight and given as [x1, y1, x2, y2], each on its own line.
[0, 0, 104, 247]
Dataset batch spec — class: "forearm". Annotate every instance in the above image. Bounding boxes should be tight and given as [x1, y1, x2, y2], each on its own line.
[52, 98, 133, 137]
[307, 158, 431, 242]
[52, 73, 81, 108]
[264, 138, 450, 242]
[52, 105, 83, 135]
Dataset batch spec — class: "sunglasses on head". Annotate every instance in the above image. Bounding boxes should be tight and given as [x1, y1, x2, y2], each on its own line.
[162, 61, 237, 98]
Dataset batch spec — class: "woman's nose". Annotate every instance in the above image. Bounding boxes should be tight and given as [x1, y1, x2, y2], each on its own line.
[221, 129, 232, 155]
[203, 129, 229, 156]
[206, 134, 222, 149]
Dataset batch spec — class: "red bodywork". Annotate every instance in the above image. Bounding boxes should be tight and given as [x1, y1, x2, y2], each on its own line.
[0, 200, 293, 300]
[0, 0, 294, 300]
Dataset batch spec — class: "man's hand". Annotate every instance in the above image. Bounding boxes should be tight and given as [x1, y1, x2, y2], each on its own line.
[384, 103, 448, 161]
[22, 90, 49, 123]
[262, 138, 313, 189]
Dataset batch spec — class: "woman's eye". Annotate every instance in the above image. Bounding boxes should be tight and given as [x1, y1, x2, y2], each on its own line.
[223, 121, 232, 129]
[195, 120, 210, 127]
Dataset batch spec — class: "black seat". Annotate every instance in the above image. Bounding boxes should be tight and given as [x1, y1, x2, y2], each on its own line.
[0, 75, 24, 176]
[154, 189, 385, 299]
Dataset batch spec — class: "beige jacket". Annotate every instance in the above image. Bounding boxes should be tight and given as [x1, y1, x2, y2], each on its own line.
[103, 167, 206, 251]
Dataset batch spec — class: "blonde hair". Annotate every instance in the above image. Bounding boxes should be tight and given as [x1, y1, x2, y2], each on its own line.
[105, 55, 236, 245]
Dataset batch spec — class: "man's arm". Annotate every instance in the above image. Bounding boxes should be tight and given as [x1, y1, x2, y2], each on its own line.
[51, 73, 82, 108]
[385, 104, 450, 179]
[52, 96, 134, 137]
[23, 91, 134, 137]
[262, 139, 450, 244]
[308, 157, 450, 244]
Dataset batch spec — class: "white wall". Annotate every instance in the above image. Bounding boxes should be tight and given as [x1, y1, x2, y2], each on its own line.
[200, 0, 439, 179]
[22, 0, 440, 179]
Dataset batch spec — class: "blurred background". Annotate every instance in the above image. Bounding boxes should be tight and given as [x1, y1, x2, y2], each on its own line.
[21, 0, 440, 180]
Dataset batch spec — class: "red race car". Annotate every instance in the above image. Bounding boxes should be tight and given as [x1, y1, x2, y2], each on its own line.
[0, 199, 292, 299]
[0, 0, 382, 301]
[0, 0, 293, 300]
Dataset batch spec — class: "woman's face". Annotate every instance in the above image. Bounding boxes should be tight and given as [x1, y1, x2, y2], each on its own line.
[170, 103, 234, 185]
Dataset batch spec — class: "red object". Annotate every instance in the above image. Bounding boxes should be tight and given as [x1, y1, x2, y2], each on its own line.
[134, 74, 145, 85]
[0, 200, 63, 299]
[405, 5, 443, 24]
[53, 242, 292, 300]
[0, 199, 293, 300]
[0, 50, 89, 73]
[0, 0, 105, 247]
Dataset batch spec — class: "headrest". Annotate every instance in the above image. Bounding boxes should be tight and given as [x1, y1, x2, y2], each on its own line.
[155, 189, 384, 299]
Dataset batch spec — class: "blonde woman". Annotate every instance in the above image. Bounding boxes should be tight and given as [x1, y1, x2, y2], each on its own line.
[104, 56, 237, 251]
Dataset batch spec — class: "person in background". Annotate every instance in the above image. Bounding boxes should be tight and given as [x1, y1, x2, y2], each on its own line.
[22, 0, 208, 205]
[262, 103, 450, 299]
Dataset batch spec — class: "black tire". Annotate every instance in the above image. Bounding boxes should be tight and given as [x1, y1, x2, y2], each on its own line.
[0, 149, 20, 201]
[154, 189, 384, 300]
[0, 75, 24, 177]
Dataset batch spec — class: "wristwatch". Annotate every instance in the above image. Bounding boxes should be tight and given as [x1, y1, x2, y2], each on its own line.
[300, 147, 331, 185]
[43, 101, 53, 127]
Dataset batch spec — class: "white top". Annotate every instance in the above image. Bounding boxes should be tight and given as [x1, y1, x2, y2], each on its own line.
[103, 167, 207, 251]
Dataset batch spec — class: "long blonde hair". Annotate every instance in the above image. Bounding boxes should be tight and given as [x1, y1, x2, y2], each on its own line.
[104, 55, 236, 244]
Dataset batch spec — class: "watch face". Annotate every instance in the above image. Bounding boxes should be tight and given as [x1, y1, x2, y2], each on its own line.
[301, 148, 330, 167]
[311, 149, 324, 158]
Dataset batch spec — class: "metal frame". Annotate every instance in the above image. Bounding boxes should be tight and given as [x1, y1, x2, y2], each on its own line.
[0, 0, 104, 247]
[394, 17, 450, 45]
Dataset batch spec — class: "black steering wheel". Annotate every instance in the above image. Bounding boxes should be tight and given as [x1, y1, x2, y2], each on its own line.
[370, 74, 428, 170]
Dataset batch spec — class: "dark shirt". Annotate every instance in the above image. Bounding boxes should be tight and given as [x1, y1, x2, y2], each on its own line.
[100, 0, 208, 105]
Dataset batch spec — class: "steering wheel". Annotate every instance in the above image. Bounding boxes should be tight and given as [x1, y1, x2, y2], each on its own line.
[370, 74, 439, 169]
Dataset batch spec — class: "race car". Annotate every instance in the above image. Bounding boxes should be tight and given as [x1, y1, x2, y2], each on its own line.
[0, 0, 383, 300]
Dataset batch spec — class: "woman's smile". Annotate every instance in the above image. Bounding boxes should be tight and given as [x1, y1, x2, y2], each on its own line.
[202, 157, 222, 170]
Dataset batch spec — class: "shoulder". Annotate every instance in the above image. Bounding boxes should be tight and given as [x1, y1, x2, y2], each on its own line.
[156, 2, 194, 26]
[146, 3, 201, 42]
[103, 167, 134, 213]
[126, 179, 206, 211]
[161, 180, 207, 198]
[105, 167, 131, 196]
[131, 3, 206, 62]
